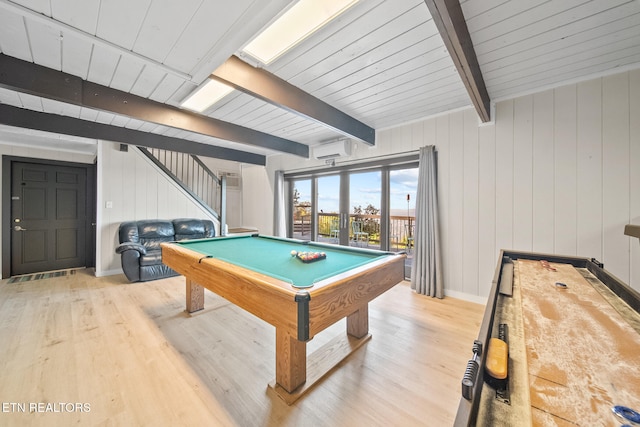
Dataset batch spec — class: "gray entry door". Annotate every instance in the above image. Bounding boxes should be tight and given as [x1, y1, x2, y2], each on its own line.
[11, 162, 87, 275]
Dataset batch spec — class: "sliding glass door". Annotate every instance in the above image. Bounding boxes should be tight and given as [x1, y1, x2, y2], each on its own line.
[287, 160, 418, 277]
[389, 167, 418, 252]
[317, 175, 341, 244]
[292, 179, 312, 239]
[349, 171, 381, 248]
[389, 166, 418, 277]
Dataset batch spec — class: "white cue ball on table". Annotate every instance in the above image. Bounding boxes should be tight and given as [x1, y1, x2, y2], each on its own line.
[291, 250, 297, 256]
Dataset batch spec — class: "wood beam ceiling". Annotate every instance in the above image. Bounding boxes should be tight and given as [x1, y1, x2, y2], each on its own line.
[424, 0, 491, 122]
[0, 54, 308, 159]
[212, 55, 376, 145]
[0, 104, 266, 165]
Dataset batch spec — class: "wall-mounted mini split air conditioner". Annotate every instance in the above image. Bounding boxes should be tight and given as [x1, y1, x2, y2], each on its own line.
[312, 139, 352, 160]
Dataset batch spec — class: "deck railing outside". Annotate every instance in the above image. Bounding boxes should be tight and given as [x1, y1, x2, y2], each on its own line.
[292, 213, 414, 250]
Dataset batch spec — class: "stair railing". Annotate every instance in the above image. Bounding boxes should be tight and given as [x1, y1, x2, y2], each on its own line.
[138, 147, 226, 233]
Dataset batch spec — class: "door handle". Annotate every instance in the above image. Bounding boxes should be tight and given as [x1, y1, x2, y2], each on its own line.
[14, 225, 27, 231]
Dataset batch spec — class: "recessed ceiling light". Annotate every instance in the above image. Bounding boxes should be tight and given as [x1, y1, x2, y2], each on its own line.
[242, 0, 359, 65]
[181, 79, 234, 112]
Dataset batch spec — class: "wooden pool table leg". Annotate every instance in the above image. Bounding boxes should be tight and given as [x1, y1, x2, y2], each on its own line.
[275, 329, 307, 393]
[270, 307, 373, 404]
[347, 304, 369, 338]
[185, 278, 204, 313]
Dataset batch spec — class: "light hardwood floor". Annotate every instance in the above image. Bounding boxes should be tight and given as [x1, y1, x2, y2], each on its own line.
[0, 270, 483, 427]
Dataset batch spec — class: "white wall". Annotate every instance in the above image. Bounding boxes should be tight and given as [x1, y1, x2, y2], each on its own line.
[96, 141, 219, 276]
[240, 164, 274, 233]
[258, 69, 640, 298]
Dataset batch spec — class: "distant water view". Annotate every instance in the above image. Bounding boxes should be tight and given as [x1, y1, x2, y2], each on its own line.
[297, 169, 418, 214]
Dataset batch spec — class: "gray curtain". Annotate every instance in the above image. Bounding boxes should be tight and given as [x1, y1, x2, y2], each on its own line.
[410, 145, 443, 298]
[274, 170, 287, 237]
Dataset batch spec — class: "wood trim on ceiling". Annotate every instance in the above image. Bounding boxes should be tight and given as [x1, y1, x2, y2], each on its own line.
[424, 0, 491, 122]
[0, 104, 266, 165]
[0, 54, 307, 159]
[212, 55, 376, 145]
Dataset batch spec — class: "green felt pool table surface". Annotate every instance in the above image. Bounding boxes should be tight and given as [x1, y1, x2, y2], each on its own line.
[173, 234, 391, 289]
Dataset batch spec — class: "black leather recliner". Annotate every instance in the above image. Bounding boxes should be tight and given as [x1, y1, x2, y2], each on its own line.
[115, 218, 216, 282]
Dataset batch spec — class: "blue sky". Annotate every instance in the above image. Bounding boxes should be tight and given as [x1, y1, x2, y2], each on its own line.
[295, 168, 418, 214]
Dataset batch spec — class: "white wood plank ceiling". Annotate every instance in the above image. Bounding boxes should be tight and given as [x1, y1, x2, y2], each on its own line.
[463, 0, 640, 100]
[0, 0, 639, 161]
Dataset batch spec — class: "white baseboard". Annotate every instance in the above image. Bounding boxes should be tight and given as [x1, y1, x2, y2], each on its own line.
[444, 289, 488, 305]
[95, 268, 123, 277]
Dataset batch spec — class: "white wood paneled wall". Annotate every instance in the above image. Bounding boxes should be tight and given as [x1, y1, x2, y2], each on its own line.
[263, 69, 640, 299]
[96, 141, 218, 276]
[240, 165, 274, 233]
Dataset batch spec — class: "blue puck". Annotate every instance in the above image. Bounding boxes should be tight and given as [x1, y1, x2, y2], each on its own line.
[612, 405, 640, 423]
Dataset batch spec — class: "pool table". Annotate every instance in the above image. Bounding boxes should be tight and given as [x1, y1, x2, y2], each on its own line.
[161, 234, 405, 403]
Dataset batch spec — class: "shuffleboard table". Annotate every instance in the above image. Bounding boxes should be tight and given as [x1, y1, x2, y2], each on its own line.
[454, 250, 640, 426]
[161, 234, 405, 404]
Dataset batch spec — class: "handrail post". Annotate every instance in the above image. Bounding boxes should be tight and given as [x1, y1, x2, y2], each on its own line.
[220, 174, 227, 236]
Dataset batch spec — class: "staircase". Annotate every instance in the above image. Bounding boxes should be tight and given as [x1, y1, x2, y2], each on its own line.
[138, 147, 227, 231]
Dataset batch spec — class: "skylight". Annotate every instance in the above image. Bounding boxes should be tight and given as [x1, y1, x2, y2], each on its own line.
[181, 0, 358, 112]
[181, 79, 234, 113]
[241, 0, 359, 65]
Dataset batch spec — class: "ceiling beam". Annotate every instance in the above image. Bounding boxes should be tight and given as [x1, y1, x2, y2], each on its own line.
[0, 54, 308, 158]
[0, 104, 266, 165]
[424, 0, 491, 122]
[212, 55, 376, 145]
